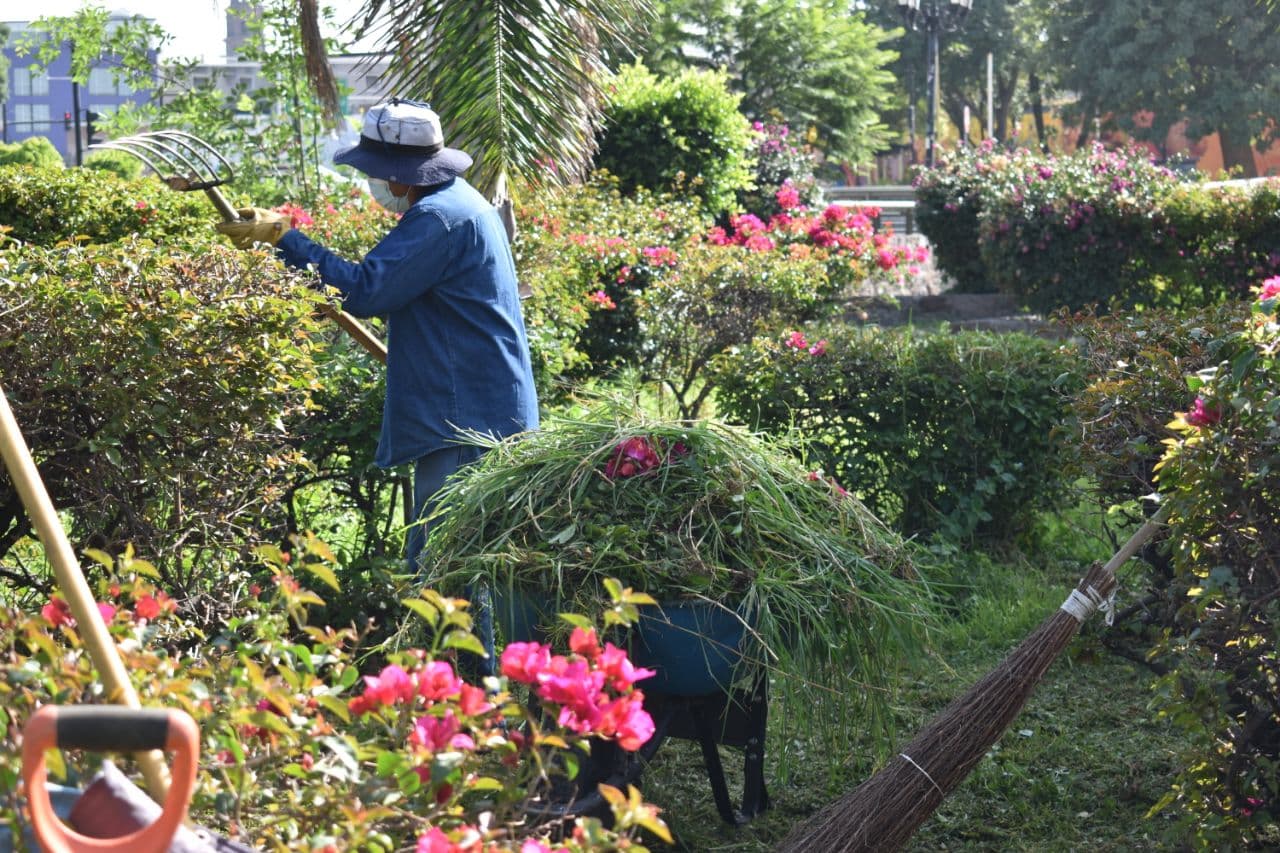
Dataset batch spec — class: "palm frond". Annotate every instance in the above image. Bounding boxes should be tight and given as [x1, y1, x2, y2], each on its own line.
[297, 0, 342, 127]
[356, 0, 652, 199]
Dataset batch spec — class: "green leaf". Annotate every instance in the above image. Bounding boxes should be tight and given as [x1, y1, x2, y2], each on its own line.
[402, 598, 441, 626]
[304, 561, 341, 593]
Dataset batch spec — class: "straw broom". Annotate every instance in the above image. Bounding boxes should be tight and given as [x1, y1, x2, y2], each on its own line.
[777, 512, 1166, 853]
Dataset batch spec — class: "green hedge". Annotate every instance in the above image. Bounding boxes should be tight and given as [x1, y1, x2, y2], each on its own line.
[0, 239, 324, 593]
[0, 164, 211, 245]
[595, 63, 755, 218]
[713, 326, 1082, 542]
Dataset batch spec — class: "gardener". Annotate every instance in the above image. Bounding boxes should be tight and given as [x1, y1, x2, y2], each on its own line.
[215, 98, 540, 579]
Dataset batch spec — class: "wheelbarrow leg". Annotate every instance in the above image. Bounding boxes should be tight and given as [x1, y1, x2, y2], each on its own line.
[739, 673, 770, 818]
[691, 699, 741, 825]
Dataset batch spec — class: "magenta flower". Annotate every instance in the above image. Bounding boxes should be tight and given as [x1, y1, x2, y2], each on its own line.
[361, 664, 416, 707]
[597, 692, 656, 750]
[876, 247, 898, 270]
[598, 642, 657, 692]
[501, 641, 553, 684]
[410, 711, 475, 752]
[1259, 275, 1280, 301]
[1185, 397, 1221, 428]
[642, 245, 679, 266]
[808, 339, 828, 356]
[786, 331, 809, 350]
[416, 660, 463, 702]
[604, 436, 663, 478]
[775, 182, 802, 211]
[743, 233, 776, 252]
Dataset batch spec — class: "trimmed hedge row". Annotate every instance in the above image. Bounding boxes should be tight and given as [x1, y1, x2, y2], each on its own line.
[713, 326, 1082, 542]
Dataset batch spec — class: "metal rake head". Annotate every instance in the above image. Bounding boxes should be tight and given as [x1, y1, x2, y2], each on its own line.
[90, 130, 235, 192]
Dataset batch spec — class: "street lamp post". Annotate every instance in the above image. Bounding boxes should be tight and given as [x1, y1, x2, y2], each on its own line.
[897, 0, 972, 168]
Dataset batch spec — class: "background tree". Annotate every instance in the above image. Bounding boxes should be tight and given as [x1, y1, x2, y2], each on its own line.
[862, 0, 1060, 149]
[640, 0, 899, 168]
[352, 0, 653, 202]
[1047, 0, 1280, 176]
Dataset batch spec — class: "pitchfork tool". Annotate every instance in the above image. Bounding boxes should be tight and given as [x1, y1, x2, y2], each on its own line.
[93, 130, 388, 364]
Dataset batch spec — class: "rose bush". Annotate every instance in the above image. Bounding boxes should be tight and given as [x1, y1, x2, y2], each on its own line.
[0, 541, 672, 851]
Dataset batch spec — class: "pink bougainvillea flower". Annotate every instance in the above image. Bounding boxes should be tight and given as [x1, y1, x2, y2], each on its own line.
[596, 692, 656, 750]
[416, 660, 463, 702]
[501, 641, 553, 684]
[42, 596, 74, 627]
[775, 182, 802, 211]
[97, 602, 117, 623]
[410, 711, 475, 753]
[706, 226, 732, 246]
[876, 247, 897, 271]
[416, 826, 480, 853]
[785, 331, 809, 350]
[808, 339, 828, 356]
[359, 663, 416, 707]
[642, 245, 679, 266]
[743, 233, 776, 252]
[604, 436, 663, 478]
[598, 642, 656, 692]
[589, 289, 617, 309]
[821, 204, 849, 225]
[1185, 397, 1221, 428]
[569, 626, 600, 659]
[455, 682, 492, 717]
[730, 213, 767, 238]
[1259, 275, 1280, 301]
[275, 202, 314, 228]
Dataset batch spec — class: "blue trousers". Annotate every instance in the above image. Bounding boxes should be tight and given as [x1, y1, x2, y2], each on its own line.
[407, 444, 492, 676]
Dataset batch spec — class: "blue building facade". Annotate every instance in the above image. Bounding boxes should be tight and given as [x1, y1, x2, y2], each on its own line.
[3, 16, 156, 164]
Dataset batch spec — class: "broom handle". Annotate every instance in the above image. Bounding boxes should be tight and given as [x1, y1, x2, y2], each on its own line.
[1104, 504, 1171, 574]
[0, 384, 172, 800]
[208, 186, 388, 365]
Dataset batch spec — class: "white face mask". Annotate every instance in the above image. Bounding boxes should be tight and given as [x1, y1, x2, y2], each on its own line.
[369, 178, 412, 214]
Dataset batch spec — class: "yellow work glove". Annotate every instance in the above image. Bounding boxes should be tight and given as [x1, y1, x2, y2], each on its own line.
[215, 207, 290, 249]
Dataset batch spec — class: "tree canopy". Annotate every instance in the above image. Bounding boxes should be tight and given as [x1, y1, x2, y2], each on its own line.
[641, 0, 899, 166]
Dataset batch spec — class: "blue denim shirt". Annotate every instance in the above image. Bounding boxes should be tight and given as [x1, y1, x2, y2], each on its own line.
[276, 177, 539, 468]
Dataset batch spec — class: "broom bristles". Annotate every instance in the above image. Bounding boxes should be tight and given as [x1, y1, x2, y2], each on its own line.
[777, 559, 1120, 853]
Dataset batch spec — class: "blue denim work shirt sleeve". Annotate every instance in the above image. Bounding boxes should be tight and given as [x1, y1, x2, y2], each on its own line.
[275, 178, 539, 469]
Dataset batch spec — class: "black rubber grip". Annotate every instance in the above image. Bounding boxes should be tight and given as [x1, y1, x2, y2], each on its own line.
[55, 707, 171, 752]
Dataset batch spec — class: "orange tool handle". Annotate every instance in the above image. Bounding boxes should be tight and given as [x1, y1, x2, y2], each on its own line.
[23, 707, 199, 853]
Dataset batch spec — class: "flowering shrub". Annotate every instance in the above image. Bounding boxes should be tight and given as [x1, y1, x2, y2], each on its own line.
[713, 325, 1082, 542]
[421, 407, 930, 759]
[736, 121, 822, 221]
[1133, 281, 1280, 848]
[0, 542, 672, 851]
[516, 177, 922, 415]
[916, 143, 1280, 312]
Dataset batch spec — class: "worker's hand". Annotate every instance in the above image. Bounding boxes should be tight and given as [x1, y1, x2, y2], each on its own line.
[215, 207, 290, 249]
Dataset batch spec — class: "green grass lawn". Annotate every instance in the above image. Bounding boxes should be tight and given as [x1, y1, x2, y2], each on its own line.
[634, 519, 1190, 851]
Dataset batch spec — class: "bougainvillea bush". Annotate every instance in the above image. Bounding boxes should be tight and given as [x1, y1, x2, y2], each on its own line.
[971, 142, 1185, 313]
[735, 121, 823, 221]
[1133, 281, 1280, 849]
[713, 325, 1082, 543]
[515, 177, 921, 414]
[916, 143, 1280, 313]
[420, 405, 932, 754]
[0, 542, 673, 851]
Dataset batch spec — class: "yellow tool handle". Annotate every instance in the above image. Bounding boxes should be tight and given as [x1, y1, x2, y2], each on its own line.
[0, 383, 172, 800]
[207, 186, 388, 364]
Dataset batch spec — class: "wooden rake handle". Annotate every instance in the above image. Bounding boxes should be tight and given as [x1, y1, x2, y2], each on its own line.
[0, 384, 172, 800]
[208, 186, 388, 364]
